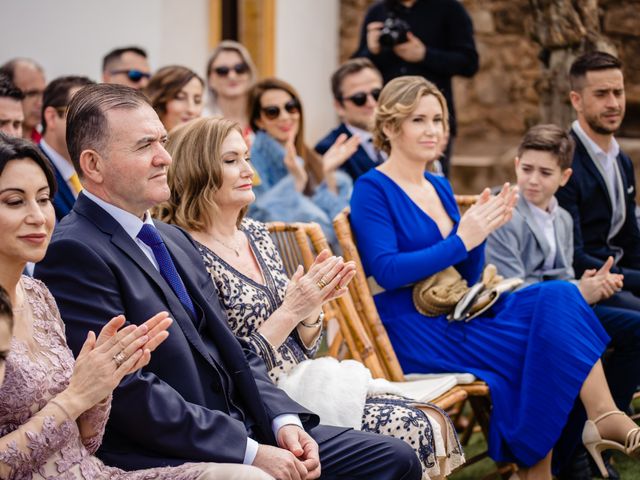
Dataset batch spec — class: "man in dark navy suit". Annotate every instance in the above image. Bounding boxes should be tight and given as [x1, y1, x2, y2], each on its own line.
[556, 50, 640, 480]
[315, 58, 385, 181]
[558, 51, 640, 307]
[35, 84, 421, 480]
[38, 75, 94, 220]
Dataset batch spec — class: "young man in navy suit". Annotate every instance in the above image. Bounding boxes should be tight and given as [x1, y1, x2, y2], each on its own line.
[35, 84, 421, 480]
[38, 75, 94, 220]
[557, 50, 640, 480]
[557, 51, 640, 311]
[315, 58, 385, 181]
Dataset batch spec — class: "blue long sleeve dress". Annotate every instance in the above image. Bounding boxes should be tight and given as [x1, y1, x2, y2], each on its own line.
[350, 169, 610, 467]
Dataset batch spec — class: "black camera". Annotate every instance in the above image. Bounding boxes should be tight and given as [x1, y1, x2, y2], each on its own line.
[378, 10, 410, 48]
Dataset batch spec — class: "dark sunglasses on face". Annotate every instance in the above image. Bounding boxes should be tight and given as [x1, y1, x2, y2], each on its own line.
[341, 88, 382, 107]
[110, 69, 151, 82]
[260, 99, 301, 120]
[213, 63, 250, 77]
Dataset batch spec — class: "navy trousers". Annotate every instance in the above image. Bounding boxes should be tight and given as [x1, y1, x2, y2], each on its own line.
[313, 426, 422, 479]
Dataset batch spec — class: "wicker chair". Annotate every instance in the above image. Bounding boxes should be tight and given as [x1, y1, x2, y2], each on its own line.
[266, 221, 468, 410]
[331, 208, 512, 474]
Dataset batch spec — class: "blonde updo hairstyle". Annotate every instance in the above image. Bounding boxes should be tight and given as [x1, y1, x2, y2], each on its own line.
[156, 117, 247, 231]
[373, 76, 449, 155]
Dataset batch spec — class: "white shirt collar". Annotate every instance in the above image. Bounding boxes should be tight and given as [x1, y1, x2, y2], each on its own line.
[572, 120, 620, 160]
[344, 123, 373, 143]
[40, 139, 76, 181]
[526, 196, 558, 222]
[81, 190, 154, 242]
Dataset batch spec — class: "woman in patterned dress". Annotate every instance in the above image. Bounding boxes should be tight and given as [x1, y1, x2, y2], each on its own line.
[0, 134, 273, 480]
[158, 117, 465, 479]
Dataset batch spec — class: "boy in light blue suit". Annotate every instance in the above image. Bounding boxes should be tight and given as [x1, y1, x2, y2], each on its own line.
[487, 124, 640, 478]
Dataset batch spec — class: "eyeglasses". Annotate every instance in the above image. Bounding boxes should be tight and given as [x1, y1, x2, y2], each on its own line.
[341, 88, 382, 107]
[110, 69, 151, 83]
[213, 63, 250, 77]
[260, 99, 301, 120]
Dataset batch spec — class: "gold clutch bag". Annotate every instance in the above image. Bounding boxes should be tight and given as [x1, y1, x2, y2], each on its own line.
[412, 264, 523, 322]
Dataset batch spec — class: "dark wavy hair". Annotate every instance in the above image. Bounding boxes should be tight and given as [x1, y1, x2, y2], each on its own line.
[0, 285, 12, 330]
[0, 132, 57, 195]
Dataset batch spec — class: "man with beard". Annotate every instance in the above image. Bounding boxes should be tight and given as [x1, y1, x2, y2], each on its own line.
[556, 50, 639, 480]
[557, 51, 640, 305]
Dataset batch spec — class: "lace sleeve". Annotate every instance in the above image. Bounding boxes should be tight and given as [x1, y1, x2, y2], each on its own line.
[0, 399, 77, 479]
[77, 394, 112, 454]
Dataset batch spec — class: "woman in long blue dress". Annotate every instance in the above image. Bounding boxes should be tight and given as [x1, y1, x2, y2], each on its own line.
[350, 76, 640, 479]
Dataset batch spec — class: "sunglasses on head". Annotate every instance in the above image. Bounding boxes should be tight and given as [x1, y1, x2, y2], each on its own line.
[213, 63, 250, 77]
[341, 88, 382, 107]
[260, 99, 301, 120]
[110, 69, 151, 82]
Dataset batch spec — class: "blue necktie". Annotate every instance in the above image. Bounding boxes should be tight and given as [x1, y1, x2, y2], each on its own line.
[137, 223, 197, 320]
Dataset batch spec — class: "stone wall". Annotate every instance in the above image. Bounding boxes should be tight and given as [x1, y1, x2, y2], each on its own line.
[339, 0, 640, 140]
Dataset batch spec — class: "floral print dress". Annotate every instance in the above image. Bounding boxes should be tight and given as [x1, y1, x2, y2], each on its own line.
[0, 276, 250, 480]
[198, 218, 465, 479]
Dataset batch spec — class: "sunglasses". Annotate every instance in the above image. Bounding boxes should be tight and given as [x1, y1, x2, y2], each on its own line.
[260, 99, 301, 120]
[213, 63, 250, 77]
[341, 88, 382, 106]
[110, 69, 151, 83]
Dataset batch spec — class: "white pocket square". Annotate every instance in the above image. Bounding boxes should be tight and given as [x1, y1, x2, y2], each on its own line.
[628, 186, 635, 194]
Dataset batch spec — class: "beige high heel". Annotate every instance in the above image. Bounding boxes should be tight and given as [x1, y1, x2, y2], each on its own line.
[582, 410, 640, 478]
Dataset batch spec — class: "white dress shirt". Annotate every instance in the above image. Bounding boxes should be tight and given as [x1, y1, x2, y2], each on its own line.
[81, 191, 303, 464]
[526, 197, 559, 271]
[345, 123, 387, 163]
[572, 120, 625, 238]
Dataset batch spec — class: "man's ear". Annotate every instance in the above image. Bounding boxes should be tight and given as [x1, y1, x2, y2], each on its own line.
[514, 156, 520, 169]
[43, 106, 59, 130]
[559, 167, 573, 187]
[569, 90, 582, 113]
[79, 149, 105, 184]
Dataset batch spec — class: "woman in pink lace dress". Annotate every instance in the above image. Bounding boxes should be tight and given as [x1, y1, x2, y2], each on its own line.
[0, 134, 273, 480]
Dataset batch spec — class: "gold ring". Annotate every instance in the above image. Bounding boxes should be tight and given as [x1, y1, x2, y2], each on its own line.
[317, 279, 327, 289]
[113, 351, 127, 368]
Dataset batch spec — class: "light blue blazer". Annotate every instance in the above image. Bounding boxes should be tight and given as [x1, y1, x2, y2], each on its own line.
[486, 196, 576, 288]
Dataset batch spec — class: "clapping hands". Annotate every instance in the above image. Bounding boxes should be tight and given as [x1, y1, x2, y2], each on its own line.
[281, 250, 356, 323]
[60, 312, 172, 417]
[579, 256, 624, 304]
[457, 183, 518, 251]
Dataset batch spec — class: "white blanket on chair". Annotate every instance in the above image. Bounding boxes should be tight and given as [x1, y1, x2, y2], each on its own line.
[276, 357, 457, 430]
[277, 357, 376, 429]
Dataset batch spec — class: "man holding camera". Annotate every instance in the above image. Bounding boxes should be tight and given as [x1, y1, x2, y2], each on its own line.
[353, 0, 478, 176]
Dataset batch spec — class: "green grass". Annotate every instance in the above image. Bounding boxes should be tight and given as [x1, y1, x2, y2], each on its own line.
[449, 399, 640, 480]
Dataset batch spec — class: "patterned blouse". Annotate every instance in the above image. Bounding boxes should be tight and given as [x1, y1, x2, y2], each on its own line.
[198, 218, 321, 383]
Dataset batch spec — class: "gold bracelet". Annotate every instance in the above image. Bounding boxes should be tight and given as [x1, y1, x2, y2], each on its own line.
[300, 310, 324, 328]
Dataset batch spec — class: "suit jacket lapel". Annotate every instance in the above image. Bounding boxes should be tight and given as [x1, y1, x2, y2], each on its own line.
[571, 129, 613, 212]
[73, 195, 219, 369]
[161, 229, 251, 372]
[517, 197, 551, 260]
